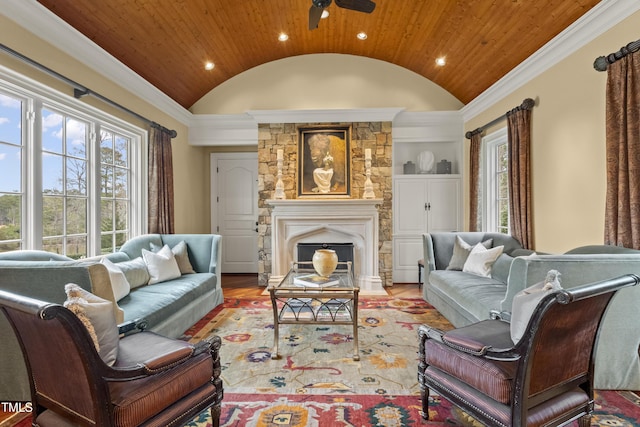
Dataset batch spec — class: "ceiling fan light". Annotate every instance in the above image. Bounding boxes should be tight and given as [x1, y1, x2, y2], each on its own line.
[321, 10, 329, 19]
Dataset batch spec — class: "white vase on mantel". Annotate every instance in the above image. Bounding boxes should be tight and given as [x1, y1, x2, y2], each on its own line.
[312, 249, 338, 277]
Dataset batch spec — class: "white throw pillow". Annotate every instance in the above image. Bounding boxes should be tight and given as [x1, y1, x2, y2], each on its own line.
[142, 244, 181, 284]
[100, 258, 131, 301]
[151, 240, 195, 274]
[462, 243, 504, 277]
[447, 236, 493, 270]
[64, 283, 119, 366]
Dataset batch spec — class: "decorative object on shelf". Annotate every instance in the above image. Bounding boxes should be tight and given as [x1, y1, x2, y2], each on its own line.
[437, 159, 452, 174]
[403, 161, 416, 174]
[418, 151, 435, 173]
[312, 249, 338, 277]
[274, 148, 286, 199]
[363, 148, 375, 199]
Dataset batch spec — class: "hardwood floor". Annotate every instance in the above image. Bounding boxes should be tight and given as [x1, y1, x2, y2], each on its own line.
[220, 273, 423, 299]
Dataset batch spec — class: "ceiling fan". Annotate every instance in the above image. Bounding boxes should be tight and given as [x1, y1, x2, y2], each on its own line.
[309, 0, 376, 30]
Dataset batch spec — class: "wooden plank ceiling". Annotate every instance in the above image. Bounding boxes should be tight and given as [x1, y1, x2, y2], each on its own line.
[36, 0, 601, 109]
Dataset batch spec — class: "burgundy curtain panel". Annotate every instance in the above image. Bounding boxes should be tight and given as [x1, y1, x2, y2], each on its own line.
[506, 102, 534, 249]
[605, 50, 640, 248]
[468, 132, 482, 231]
[148, 126, 175, 234]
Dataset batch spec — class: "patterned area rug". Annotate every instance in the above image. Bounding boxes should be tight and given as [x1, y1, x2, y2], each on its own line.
[181, 297, 640, 427]
[184, 297, 451, 396]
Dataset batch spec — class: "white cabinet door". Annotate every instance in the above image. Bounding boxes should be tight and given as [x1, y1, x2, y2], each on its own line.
[392, 175, 461, 282]
[427, 178, 460, 232]
[393, 177, 428, 235]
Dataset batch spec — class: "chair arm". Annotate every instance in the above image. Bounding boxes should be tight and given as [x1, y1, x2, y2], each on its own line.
[440, 320, 518, 359]
[118, 318, 148, 335]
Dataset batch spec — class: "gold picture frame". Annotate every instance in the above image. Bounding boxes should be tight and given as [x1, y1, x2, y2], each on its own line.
[297, 126, 351, 197]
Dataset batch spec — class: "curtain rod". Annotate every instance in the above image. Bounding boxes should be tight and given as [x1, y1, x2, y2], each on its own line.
[465, 98, 535, 139]
[0, 43, 177, 138]
[594, 39, 640, 72]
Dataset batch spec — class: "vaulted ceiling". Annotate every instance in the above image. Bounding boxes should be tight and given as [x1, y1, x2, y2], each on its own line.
[35, 0, 601, 110]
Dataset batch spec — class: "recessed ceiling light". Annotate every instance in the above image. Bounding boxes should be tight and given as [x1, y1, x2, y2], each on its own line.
[357, 32, 368, 40]
[321, 10, 329, 19]
[435, 57, 446, 66]
[278, 33, 289, 42]
[204, 62, 215, 70]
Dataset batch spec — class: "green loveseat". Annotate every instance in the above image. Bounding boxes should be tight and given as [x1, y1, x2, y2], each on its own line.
[0, 233, 223, 401]
[422, 232, 640, 390]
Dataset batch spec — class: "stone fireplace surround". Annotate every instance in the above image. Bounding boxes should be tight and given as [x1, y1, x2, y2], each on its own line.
[267, 199, 385, 294]
[256, 115, 395, 290]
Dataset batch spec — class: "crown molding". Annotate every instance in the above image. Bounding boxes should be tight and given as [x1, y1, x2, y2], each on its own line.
[246, 108, 404, 124]
[189, 114, 258, 146]
[461, 0, 640, 122]
[2, 0, 192, 126]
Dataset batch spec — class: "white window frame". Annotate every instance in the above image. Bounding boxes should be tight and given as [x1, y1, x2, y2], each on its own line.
[0, 64, 147, 256]
[481, 127, 509, 233]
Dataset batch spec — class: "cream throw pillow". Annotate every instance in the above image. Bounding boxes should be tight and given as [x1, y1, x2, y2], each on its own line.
[116, 257, 151, 289]
[142, 244, 181, 284]
[510, 270, 563, 344]
[64, 283, 119, 366]
[462, 243, 504, 277]
[447, 236, 493, 270]
[151, 241, 195, 274]
[100, 258, 130, 301]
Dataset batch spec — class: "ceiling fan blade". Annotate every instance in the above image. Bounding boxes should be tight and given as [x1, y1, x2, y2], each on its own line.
[309, 5, 323, 30]
[335, 0, 375, 13]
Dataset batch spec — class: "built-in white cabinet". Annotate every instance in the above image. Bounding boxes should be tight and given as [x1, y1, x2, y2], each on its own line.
[391, 111, 464, 283]
[392, 175, 462, 283]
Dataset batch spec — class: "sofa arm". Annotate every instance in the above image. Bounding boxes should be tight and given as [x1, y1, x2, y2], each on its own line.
[502, 254, 640, 312]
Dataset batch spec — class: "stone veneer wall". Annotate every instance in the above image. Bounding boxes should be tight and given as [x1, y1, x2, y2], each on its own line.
[257, 121, 393, 287]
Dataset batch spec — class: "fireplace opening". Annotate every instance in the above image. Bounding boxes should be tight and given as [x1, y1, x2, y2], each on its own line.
[297, 243, 354, 271]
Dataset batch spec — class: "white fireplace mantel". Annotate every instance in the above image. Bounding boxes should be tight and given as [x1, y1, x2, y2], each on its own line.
[267, 199, 385, 294]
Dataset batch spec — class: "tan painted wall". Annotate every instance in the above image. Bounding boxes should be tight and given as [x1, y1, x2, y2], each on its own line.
[1, 15, 208, 234]
[190, 54, 463, 114]
[464, 10, 640, 253]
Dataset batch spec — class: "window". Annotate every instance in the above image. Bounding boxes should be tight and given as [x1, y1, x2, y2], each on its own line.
[0, 92, 23, 252]
[0, 71, 145, 257]
[482, 128, 509, 234]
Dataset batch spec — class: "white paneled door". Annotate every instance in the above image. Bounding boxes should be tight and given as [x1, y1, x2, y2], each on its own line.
[211, 153, 259, 273]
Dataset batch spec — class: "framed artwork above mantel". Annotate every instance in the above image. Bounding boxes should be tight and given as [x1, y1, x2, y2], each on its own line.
[297, 126, 351, 198]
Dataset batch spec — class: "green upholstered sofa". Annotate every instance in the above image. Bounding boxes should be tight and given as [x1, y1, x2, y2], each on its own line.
[422, 232, 640, 390]
[0, 233, 223, 401]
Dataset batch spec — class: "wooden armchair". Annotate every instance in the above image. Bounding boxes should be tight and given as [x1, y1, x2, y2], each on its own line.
[418, 274, 639, 427]
[0, 289, 223, 427]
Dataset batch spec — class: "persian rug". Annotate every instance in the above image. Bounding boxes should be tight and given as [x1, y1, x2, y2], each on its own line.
[181, 297, 640, 427]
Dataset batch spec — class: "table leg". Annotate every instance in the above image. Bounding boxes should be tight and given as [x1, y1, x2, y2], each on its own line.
[352, 290, 360, 361]
[270, 290, 281, 360]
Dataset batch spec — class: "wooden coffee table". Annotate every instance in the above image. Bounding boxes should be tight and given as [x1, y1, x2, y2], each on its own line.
[268, 262, 360, 360]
